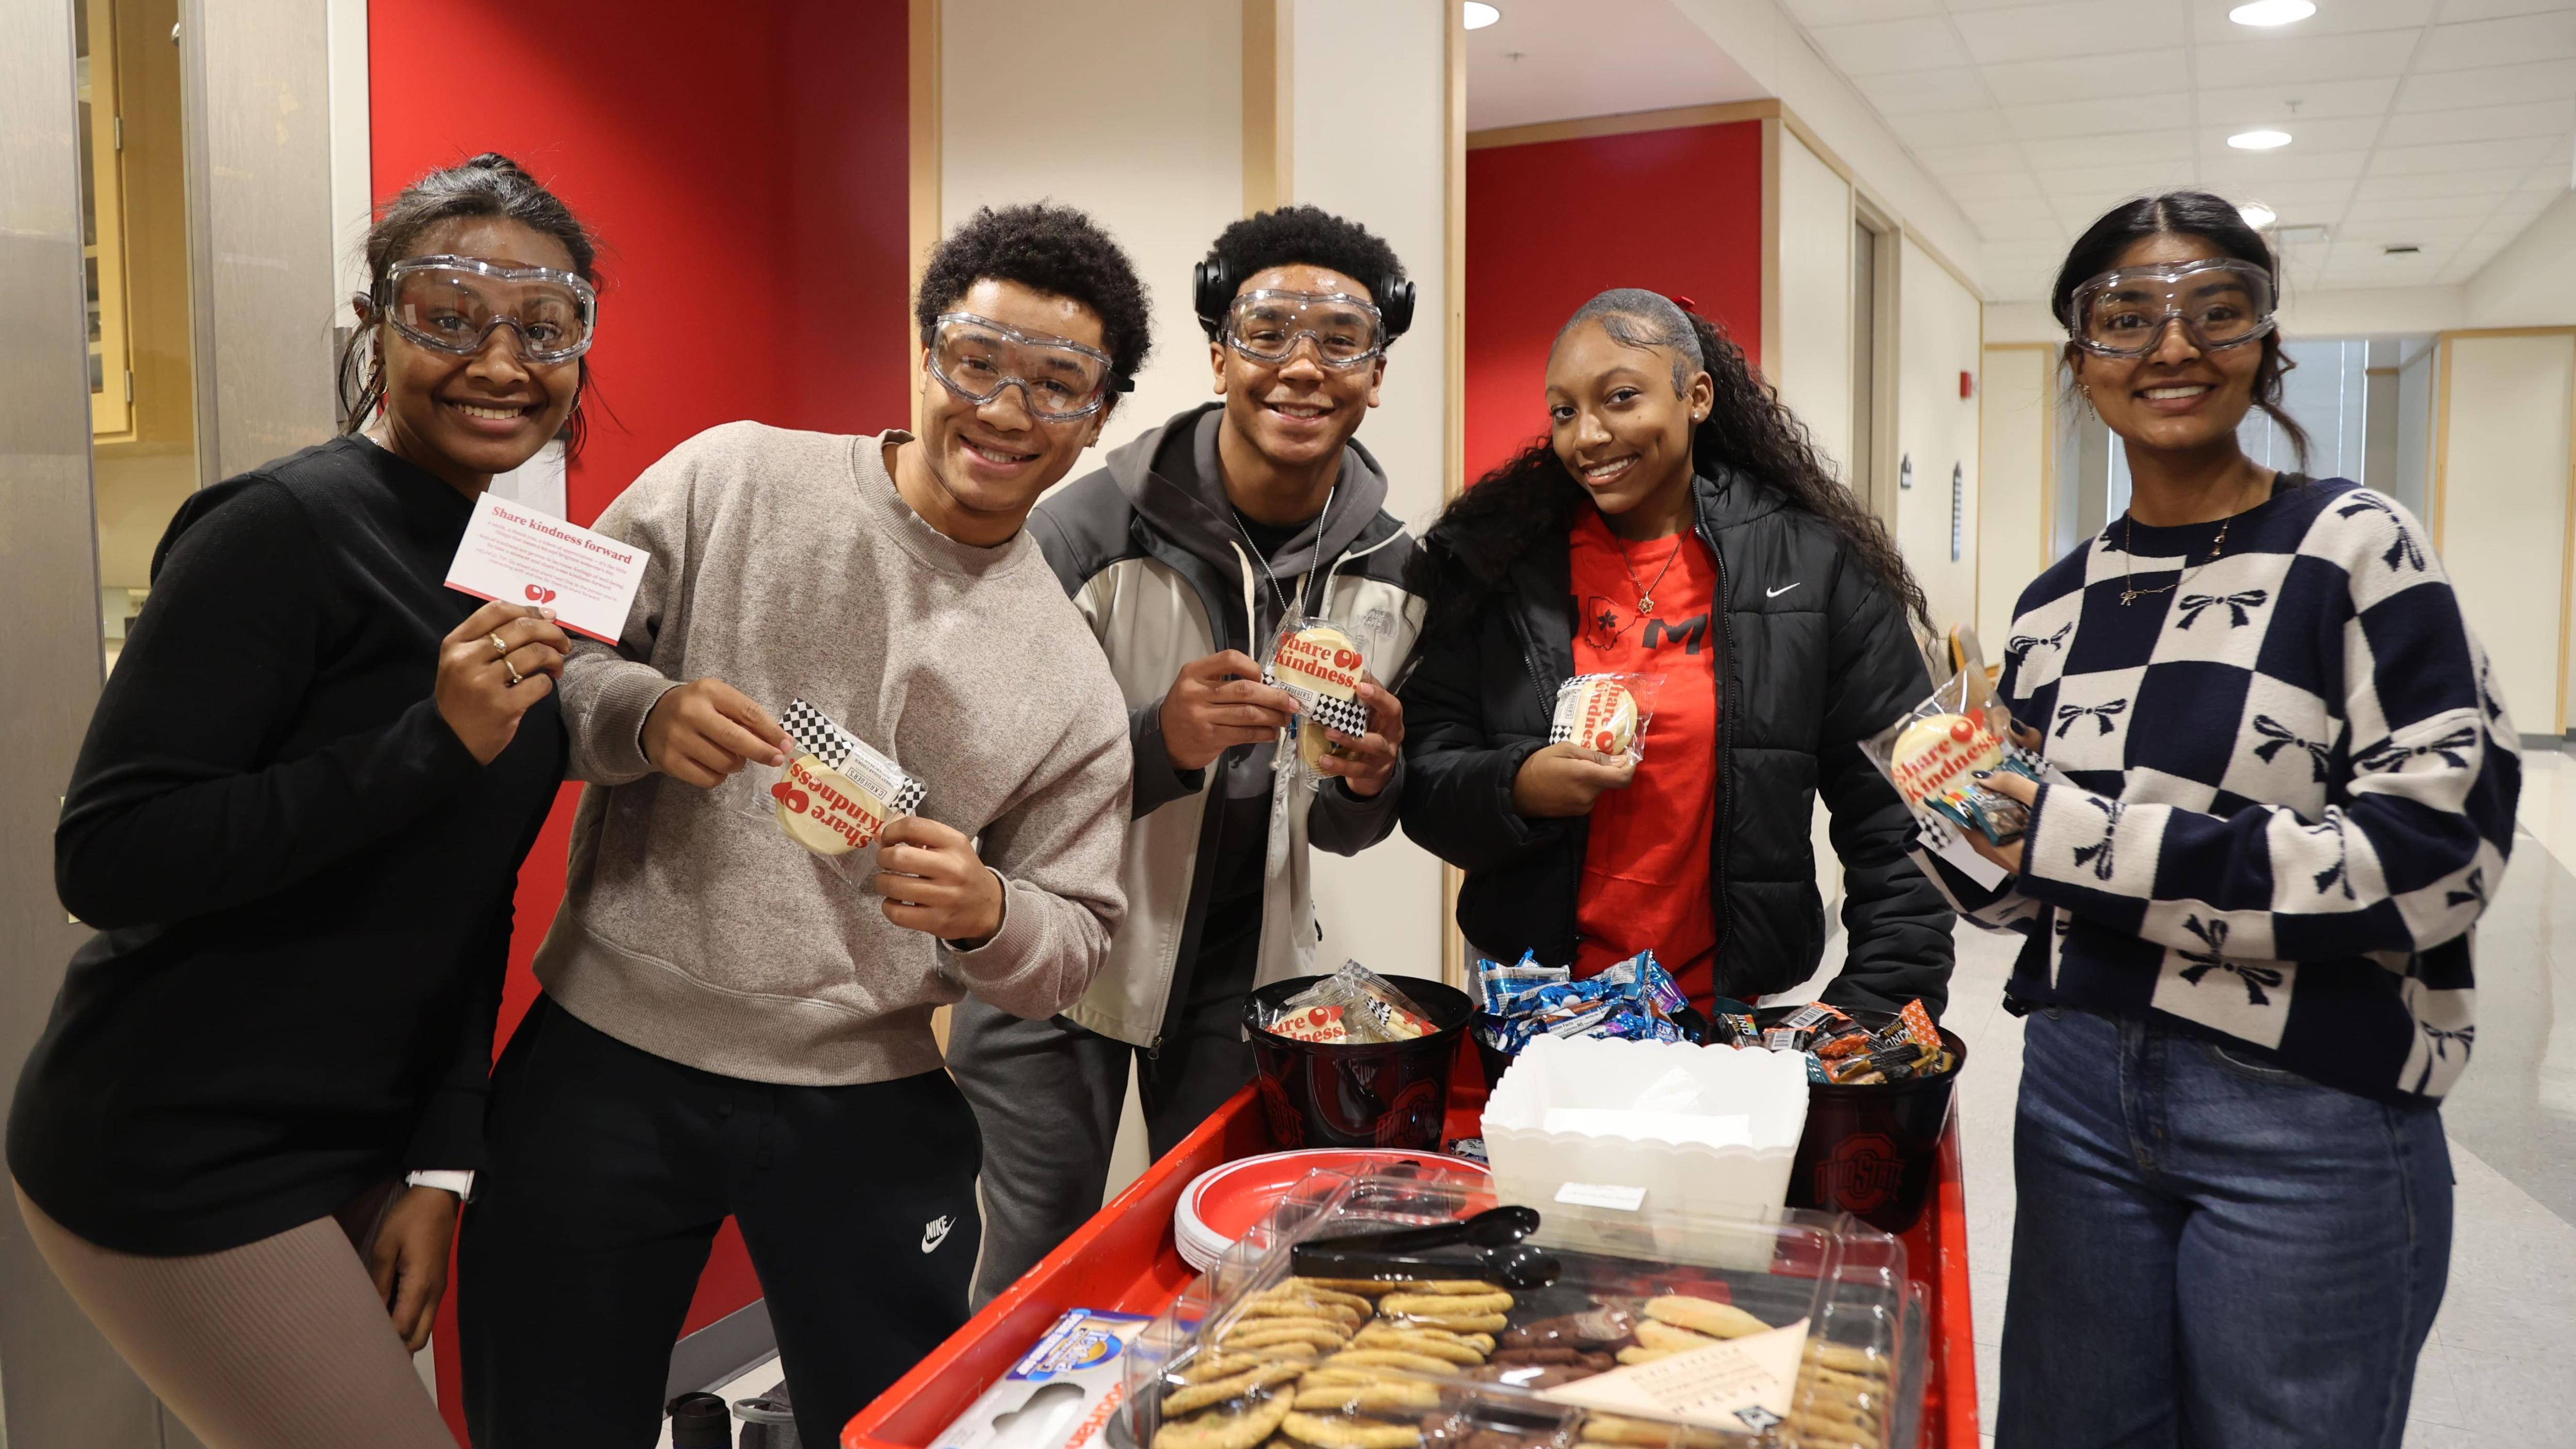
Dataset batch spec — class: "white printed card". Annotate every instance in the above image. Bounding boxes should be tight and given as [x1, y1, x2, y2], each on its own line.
[444, 492, 649, 645]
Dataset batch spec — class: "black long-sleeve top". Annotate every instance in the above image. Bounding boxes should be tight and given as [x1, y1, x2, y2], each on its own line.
[7, 434, 565, 1256]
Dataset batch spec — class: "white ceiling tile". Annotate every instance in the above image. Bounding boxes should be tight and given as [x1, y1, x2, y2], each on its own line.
[2197, 76, 2402, 127]
[1857, 67, 1998, 115]
[1965, 197, 2068, 233]
[2016, 128, 2197, 170]
[2350, 166, 2544, 202]
[2199, 117, 2390, 152]
[2435, 0, 2576, 22]
[1941, 167, 2046, 199]
[1951, 0, 2170, 64]
[1892, 106, 2020, 146]
[2035, 161, 2202, 194]
[1976, 48, 2192, 102]
[1911, 140, 2034, 174]
[2488, 187, 2563, 218]
[2201, 147, 2376, 182]
[2194, 30, 2423, 88]
[2186, 0, 2437, 43]
[2378, 98, 2576, 147]
[1810, 18, 1974, 75]
[2367, 135, 2567, 173]
[2005, 95, 2190, 140]
[1785, 0, 1948, 25]
[2394, 58, 2576, 112]
[2221, 176, 2364, 210]
[2343, 193, 2507, 221]
[2329, 215, 2494, 240]
[2414, 12, 2576, 72]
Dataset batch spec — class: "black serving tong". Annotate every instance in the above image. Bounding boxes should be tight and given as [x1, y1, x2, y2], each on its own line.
[1291, 1205, 1562, 1289]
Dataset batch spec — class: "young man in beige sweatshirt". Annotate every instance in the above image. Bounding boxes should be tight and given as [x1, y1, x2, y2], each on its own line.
[459, 204, 1145, 1449]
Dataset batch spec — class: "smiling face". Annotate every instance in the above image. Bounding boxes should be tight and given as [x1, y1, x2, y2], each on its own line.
[365, 216, 582, 490]
[1546, 317, 1713, 526]
[913, 277, 1112, 527]
[2069, 233, 2266, 458]
[1213, 264, 1385, 471]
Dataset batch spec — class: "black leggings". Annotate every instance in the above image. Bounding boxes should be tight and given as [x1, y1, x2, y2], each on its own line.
[459, 996, 982, 1449]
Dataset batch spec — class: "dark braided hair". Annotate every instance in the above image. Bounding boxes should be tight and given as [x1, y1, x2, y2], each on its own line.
[1417, 292, 1931, 638]
[337, 153, 601, 459]
[2052, 190, 2309, 469]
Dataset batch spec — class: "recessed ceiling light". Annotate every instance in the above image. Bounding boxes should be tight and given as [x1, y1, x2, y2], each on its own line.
[2240, 202, 2277, 229]
[2229, 0, 2315, 25]
[2229, 129, 2294, 150]
[1465, 2, 1501, 27]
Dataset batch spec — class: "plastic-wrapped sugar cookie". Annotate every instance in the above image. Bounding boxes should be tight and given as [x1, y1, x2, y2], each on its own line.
[1265, 618, 1373, 789]
[756, 699, 926, 859]
[1549, 673, 1661, 760]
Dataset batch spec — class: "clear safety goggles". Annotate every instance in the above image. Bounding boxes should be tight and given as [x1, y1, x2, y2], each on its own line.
[376, 255, 597, 364]
[1221, 289, 1388, 369]
[928, 312, 1128, 422]
[2067, 259, 2276, 358]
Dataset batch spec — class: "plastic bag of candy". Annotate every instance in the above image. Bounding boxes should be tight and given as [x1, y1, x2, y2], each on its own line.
[1472, 949, 1692, 1058]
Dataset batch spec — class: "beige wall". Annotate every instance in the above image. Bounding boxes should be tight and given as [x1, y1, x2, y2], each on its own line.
[1774, 131, 1853, 483]
[1976, 345, 2053, 645]
[2434, 331, 2574, 734]
[1289, 0, 1451, 987]
[1895, 237, 1983, 636]
[939, 0, 1244, 460]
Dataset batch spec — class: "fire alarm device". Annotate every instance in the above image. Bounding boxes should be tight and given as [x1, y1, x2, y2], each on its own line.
[1959, 370, 1975, 399]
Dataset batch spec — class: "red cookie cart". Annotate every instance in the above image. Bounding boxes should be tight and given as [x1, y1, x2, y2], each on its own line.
[844, 1061, 1979, 1449]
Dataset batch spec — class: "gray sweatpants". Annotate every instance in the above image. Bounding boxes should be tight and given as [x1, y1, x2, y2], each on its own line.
[949, 979, 1255, 1308]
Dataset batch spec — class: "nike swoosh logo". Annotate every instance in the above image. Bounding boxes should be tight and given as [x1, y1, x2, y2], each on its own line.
[1766, 582, 1802, 599]
[921, 1215, 955, 1253]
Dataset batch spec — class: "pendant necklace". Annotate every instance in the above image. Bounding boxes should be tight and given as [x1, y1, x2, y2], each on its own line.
[1619, 531, 1686, 616]
[2116, 478, 2264, 606]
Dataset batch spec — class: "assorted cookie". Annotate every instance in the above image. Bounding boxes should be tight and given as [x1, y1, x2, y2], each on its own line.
[1155, 1274, 1897, 1449]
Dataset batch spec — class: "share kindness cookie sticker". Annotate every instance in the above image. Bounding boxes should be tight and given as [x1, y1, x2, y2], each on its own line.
[763, 699, 927, 858]
[1265, 621, 1372, 739]
[1888, 713, 2002, 810]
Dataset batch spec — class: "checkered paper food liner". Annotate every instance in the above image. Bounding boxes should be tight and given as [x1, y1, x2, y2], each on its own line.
[780, 698, 926, 816]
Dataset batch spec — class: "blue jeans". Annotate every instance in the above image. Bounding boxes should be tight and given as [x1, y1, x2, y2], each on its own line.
[1998, 1008, 2452, 1449]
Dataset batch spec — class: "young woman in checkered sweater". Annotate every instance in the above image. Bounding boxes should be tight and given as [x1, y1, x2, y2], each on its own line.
[1943, 194, 2519, 1449]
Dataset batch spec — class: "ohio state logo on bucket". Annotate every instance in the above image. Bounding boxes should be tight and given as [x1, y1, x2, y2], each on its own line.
[1814, 1131, 1906, 1213]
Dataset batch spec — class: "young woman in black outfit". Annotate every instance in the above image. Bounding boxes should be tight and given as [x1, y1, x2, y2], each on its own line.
[7, 154, 592, 1449]
[1400, 289, 1953, 1016]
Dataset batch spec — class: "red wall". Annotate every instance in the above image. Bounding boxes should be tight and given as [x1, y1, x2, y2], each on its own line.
[1464, 122, 1765, 484]
[366, 1, 913, 1436]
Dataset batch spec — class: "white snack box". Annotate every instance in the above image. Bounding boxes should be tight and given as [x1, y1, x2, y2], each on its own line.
[932, 1309, 1152, 1449]
[1482, 1034, 1810, 1265]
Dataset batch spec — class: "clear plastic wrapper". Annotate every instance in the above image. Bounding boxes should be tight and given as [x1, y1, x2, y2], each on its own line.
[1260, 960, 1438, 1045]
[1266, 616, 1377, 793]
[1859, 666, 2045, 848]
[730, 697, 926, 872]
[1114, 1169, 1920, 1449]
[1473, 952, 1690, 1059]
[1548, 674, 1665, 765]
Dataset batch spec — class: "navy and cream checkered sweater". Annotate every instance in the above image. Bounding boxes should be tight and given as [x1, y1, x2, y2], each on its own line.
[1948, 476, 2520, 1103]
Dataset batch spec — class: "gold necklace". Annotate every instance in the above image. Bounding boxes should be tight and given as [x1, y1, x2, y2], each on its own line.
[2116, 480, 2266, 607]
[1618, 532, 1687, 616]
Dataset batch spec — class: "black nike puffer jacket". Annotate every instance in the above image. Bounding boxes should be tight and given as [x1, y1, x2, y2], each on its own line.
[1397, 469, 1957, 1017]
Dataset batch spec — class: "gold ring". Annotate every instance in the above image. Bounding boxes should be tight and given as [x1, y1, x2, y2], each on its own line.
[503, 657, 524, 686]
[488, 632, 510, 658]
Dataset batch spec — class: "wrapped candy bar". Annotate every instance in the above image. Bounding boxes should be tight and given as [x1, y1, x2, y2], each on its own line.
[1472, 949, 1695, 1062]
[1724, 997, 1958, 1088]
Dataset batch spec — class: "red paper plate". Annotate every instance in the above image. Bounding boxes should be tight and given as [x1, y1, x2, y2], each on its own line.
[1184, 1149, 1490, 1242]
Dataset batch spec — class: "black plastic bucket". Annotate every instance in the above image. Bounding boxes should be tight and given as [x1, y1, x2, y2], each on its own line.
[1248, 976, 1474, 1150]
[1757, 1006, 1966, 1234]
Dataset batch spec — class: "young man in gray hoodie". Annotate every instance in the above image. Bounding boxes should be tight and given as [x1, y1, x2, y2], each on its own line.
[948, 206, 1428, 1306]
[459, 204, 1143, 1449]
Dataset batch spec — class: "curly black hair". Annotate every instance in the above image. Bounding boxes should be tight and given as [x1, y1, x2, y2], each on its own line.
[1414, 293, 1931, 640]
[1202, 204, 1406, 335]
[337, 153, 603, 459]
[917, 202, 1153, 382]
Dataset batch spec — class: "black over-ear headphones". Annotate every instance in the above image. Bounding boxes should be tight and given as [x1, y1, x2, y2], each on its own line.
[1194, 257, 1417, 343]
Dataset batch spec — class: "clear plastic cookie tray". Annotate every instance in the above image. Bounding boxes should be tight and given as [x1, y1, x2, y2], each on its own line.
[1113, 1170, 1926, 1449]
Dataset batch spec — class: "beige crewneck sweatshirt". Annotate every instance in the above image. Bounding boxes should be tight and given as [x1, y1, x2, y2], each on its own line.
[534, 422, 1133, 1085]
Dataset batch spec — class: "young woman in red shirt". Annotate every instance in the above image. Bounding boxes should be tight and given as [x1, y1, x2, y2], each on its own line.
[1400, 289, 1952, 1015]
